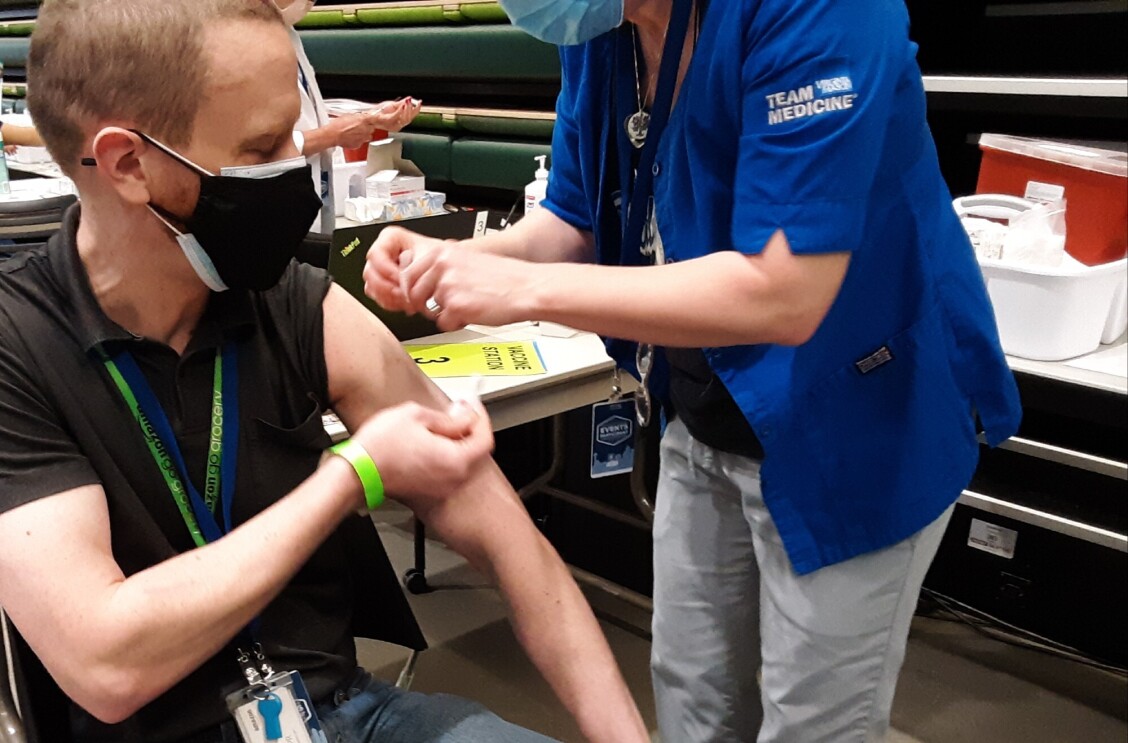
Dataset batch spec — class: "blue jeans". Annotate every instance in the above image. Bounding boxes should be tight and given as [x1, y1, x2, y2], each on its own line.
[316, 672, 558, 743]
[194, 671, 558, 743]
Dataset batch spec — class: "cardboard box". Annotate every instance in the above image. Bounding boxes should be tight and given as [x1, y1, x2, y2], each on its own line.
[365, 138, 424, 179]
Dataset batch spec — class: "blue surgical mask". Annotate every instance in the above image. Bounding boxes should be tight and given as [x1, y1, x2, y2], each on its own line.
[498, 0, 624, 46]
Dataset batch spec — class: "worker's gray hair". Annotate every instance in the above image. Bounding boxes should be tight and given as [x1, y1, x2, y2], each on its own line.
[28, 0, 283, 175]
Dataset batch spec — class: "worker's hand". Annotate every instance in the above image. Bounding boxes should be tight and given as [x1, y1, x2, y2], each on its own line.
[346, 399, 494, 514]
[327, 112, 381, 150]
[398, 246, 546, 331]
[363, 226, 448, 312]
[369, 98, 422, 133]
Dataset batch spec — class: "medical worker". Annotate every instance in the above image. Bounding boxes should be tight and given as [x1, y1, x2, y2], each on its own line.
[273, 0, 421, 231]
[364, 0, 1022, 740]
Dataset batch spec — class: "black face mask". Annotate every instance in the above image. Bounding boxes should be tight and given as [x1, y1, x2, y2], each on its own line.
[85, 130, 322, 292]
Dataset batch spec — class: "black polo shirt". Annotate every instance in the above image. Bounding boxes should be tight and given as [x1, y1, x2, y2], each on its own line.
[0, 208, 422, 742]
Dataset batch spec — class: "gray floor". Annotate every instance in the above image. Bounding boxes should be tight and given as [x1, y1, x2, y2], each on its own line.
[360, 503, 1127, 742]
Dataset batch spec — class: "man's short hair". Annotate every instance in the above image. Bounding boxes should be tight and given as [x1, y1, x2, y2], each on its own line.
[27, 0, 283, 175]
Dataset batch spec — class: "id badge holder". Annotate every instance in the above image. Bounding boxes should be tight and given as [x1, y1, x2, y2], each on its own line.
[226, 645, 328, 743]
[226, 671, 328, 743]
[591, 397, 637, 479]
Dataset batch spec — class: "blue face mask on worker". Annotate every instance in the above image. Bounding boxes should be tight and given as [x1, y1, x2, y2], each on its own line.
[84, 130, 321, 292]
[497, 0, 624, 46]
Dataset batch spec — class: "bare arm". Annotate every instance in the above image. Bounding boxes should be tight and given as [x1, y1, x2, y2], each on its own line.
[462, 205, 596, 264]
[0, 374, 488, 724]
[323, 284, 648, 743]
[0, 461, 361, 723]
[363, 207, 594, 314]
[300, 100, 422, 157]
[396, 228, 850, 348]
[1, 122, 45, 147]
[300, 112, 378, 155]
[527, 231, 850, 347]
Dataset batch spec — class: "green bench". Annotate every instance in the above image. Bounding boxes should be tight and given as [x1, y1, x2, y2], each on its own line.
[0, 1, 511, 36]
[0, 36, 28, 66]
[398, 131, 552, 193]
[298, 0, 509, 29]
[299, 25, 558, 81]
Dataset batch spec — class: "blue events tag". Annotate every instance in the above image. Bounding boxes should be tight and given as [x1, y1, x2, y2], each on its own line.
[591, 399, 636, 479]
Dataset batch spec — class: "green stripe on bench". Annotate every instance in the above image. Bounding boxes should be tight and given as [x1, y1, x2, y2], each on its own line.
[408, 111, 461, 132]
[354, 7, 457, 26]
[0, 21, 34, 36]
[296, 2, 509, 28]
[0, 3, 512, 34]
[299, 26, 559, 81]
[405, 107, 554, 139]
[456, 114, 553, 139]
[297, 10, 352, 28]
[459, 4, 509, 23]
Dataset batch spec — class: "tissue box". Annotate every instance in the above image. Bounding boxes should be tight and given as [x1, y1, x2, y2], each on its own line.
[979, 254, 1128, 360]
[977, 134, 1127, 266]
[345, 191, 447, 224]
[367, 170, 425, 201]
[386, 191, 447, 221]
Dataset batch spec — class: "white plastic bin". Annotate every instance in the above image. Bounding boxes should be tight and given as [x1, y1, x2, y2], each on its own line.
[979, 255, 1128, 361]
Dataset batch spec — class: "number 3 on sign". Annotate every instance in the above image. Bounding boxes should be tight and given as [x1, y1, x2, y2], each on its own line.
[414, 356, 450, 365]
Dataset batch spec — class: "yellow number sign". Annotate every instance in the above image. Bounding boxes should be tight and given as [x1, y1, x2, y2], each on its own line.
[403, 341, 546, 378]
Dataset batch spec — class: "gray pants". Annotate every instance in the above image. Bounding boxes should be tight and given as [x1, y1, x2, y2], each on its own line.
[652, 417, 953, 743]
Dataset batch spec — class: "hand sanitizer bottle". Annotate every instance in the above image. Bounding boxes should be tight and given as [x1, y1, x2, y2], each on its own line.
[524, 155, 549, 215]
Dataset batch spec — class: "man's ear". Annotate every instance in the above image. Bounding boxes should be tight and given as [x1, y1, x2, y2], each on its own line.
[88, 128, 153, 206]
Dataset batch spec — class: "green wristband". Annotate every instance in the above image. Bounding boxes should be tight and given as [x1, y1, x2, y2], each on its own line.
[329, 439, 385, 511]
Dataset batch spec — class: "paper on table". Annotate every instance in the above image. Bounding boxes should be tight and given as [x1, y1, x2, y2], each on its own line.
[1063, 343, 1128, 379]
[463, 322, 580, 341]
[404, 341, 546, 378]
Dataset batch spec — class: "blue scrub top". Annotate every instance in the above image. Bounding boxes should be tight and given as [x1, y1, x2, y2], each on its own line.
[542, 0, 1022, 574]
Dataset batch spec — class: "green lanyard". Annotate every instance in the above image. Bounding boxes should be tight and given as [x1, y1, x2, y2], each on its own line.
[101, 349, 226, 548]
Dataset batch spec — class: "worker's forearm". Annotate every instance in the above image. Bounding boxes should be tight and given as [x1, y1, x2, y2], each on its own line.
[1, 123, 45, 147]
[299, 125, 337, 157]
[83, 458, 361, 721]
[423, 468, 647, 743]
[530, 252, 816, 347]
[463, 206, 594, 264]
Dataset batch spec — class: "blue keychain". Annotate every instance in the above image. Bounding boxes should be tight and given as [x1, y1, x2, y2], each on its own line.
[257, 694, 284, 741]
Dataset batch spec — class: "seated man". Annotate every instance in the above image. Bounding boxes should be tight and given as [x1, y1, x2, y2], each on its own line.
[0, 1, 647, 742]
